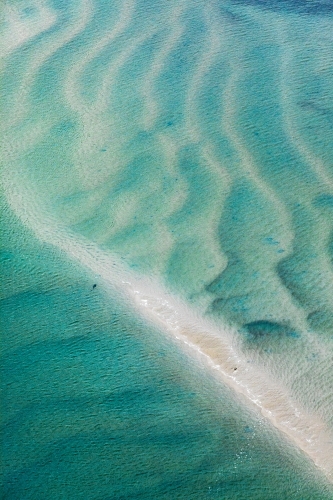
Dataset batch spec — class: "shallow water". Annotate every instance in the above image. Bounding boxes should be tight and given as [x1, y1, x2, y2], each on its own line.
[1, 0, 333, 496]
[1, 201, 332, 499]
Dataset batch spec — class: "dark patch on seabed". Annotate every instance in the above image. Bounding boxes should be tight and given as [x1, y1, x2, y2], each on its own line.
[244, 320, 300, 340]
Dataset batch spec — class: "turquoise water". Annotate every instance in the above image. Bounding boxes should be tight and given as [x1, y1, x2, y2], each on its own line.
[1, 0, 333, 497]
[1, 200, 332, 499]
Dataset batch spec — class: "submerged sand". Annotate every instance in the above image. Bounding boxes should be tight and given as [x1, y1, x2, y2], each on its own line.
[2, 0, 333, 486]
[3, 170, 333, 483]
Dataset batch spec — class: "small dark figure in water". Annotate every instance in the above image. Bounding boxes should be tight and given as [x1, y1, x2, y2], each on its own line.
[92, 284, 97, 289]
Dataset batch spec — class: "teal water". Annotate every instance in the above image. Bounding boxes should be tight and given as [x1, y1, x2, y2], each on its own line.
[1, 0, 333, 496]
[1, 198, 332, 499]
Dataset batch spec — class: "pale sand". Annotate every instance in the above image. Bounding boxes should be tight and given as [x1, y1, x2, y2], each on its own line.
[3, 168, 333, 483]
[1, 1, 57, 58]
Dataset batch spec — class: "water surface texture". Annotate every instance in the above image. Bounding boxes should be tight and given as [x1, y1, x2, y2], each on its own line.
[1, 0, 333, 497]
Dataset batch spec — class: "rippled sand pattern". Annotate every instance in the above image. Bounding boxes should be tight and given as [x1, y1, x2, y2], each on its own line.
[1, 0, 333, 483]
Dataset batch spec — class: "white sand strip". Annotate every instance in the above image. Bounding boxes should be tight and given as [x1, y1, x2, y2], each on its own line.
[2, 169, 333, 483]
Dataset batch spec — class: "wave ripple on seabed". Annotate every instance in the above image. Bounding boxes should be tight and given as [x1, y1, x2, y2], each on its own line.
[3, 171, 333, 482]
[1, 0, 333, 484]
